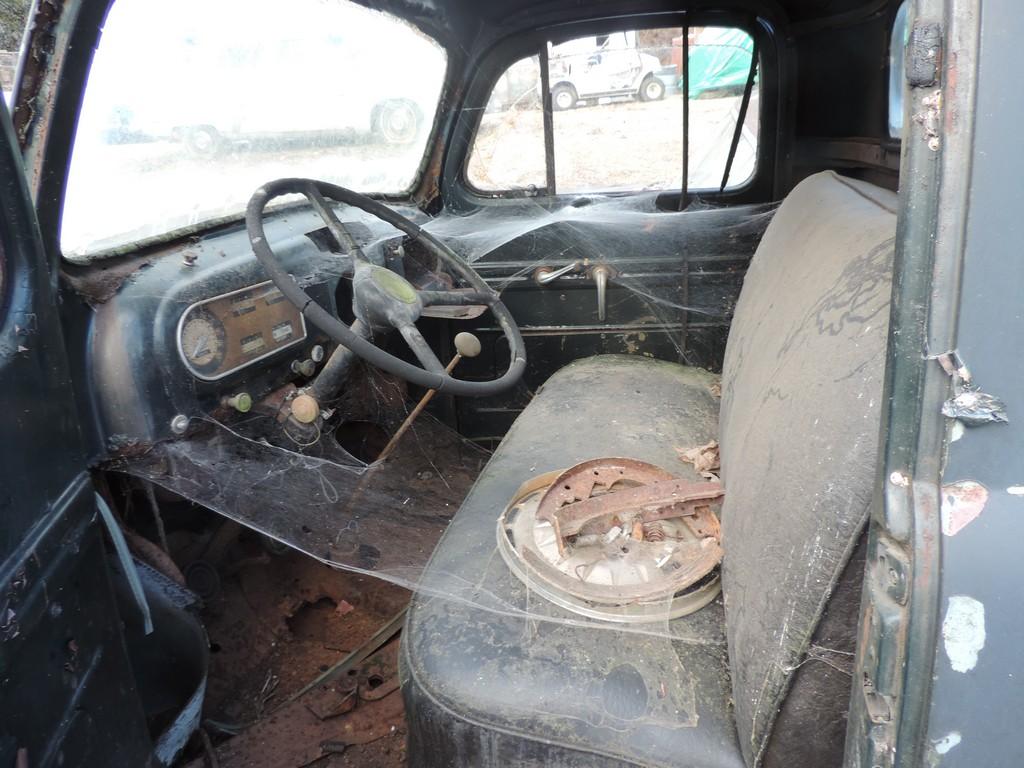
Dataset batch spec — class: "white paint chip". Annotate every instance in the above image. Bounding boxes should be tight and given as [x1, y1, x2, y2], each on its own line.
[934, 731, 962, 755]
[889, 471, 910, 487]
[1008, 486, 1024, 496]
[942, 595, 986, 673]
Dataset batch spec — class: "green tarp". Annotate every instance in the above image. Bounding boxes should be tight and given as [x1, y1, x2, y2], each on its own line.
[684, 27, 755, 97]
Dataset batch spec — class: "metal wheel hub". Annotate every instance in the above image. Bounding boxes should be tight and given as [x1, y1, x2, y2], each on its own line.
[497, 458, 725, 623]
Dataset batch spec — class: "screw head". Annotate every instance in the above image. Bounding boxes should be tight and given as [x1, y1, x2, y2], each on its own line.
[170, 414, 190, 435]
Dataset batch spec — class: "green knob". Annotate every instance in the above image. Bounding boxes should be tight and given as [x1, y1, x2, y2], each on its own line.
[227, 393, 252, 413]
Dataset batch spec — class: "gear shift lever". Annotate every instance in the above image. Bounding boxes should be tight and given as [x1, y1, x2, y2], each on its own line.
[375, 332, 482, 462]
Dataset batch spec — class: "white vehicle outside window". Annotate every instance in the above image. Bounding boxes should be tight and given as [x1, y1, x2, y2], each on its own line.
[548, 31, 667, 110]
[62, 0, 447, 260]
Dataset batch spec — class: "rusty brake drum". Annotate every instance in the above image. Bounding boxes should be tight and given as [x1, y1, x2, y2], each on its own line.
[496, 458, 724, 624]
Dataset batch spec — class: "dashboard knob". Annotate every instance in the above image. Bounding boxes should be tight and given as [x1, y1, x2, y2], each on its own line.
[291, 358, 317, 378]
[224, 392, 252, 413]
[291, 393, 320, 424]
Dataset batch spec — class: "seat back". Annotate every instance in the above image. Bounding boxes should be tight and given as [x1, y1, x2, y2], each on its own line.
[719, 171, 898, 767]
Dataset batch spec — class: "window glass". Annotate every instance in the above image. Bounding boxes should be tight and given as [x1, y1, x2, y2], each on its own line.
[467, 55, 545, 193]
[889, 1, 910, 137]
[1, 0, 32, 105]
[62, 0, 447, 259]
[468, 26, 759, 197]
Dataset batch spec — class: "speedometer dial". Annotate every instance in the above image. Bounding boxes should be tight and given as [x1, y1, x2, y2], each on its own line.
[180, 312, 226, 375]
[177, 281, 306, 380]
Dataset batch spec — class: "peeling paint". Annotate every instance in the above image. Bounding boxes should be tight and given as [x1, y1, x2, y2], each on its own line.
[933, 731, 961, 755]
[941, 480, 988, 536]
[942, 595, 985, 673]
[889, 470, 910, 487]
[942, 389, 1009, 426]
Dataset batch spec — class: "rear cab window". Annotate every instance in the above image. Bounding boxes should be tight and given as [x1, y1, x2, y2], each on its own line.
[468, 25, 759, 197]
[61, 0, 447, 260]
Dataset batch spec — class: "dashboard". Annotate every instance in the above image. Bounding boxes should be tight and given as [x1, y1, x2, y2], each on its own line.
[177, 281, 307, 380]
[86, 199, 441, 446]
[87, 206, 377, 444]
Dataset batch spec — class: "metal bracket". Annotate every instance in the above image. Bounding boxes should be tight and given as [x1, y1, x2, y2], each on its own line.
[851, 533, 912, 768]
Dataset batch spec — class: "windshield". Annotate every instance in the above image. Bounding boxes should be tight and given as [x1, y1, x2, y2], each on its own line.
[61, 0, 447, 260]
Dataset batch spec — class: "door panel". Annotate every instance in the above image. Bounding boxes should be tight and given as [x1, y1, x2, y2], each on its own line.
[0, 96, 154, 766]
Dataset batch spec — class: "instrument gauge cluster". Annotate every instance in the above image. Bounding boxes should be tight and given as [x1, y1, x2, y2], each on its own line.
[176, 281, 307, 381]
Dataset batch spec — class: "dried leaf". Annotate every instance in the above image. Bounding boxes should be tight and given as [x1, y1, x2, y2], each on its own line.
[677, 440, 721, 479]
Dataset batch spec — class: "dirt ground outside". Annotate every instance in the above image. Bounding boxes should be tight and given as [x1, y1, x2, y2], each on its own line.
[469, 91, 759, 194]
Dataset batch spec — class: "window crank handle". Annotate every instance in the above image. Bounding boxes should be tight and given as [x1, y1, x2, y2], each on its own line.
[534, 260, 582, 285]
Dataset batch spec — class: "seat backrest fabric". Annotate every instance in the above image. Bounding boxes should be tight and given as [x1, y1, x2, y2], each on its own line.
[719, 171, 897, 767]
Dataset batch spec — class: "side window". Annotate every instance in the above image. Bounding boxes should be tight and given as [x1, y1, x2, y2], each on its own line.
[889, 1, 910, 138]
[1, 0, 33, 104]
[468, 26, 759, 196]
[467, 55, 545, 193]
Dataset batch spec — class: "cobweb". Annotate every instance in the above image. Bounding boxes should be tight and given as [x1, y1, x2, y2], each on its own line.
[105, 127, 776, 644]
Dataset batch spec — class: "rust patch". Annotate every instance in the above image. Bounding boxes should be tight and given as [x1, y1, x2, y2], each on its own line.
[12, 0, 62, 146]
[535, 457, 723, 555]
[498, 459, 724, 619]
[941, 480, 988, 536]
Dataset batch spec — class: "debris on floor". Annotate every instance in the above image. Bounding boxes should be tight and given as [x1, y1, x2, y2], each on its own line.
[188, 639, 405, 768]
[677, 439, 721, 480]
[178, 529, 410, 768]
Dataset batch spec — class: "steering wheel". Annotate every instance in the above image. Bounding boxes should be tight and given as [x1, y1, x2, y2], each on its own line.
[245, 178, 526, 398]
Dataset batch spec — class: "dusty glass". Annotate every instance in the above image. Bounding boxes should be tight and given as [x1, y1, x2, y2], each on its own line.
[467, 55, 545, 193]
[470, 27, 759, 196]
[552, 27, 758, 194]
[61, 0, 447, 260]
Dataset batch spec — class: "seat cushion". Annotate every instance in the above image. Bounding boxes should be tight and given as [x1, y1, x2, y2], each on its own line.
[402, 355, 744, 768]
[719, 171, 898, 767]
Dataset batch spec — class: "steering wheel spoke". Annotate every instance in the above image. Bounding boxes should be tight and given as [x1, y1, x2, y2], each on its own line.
[397, 323, 446, 374]
[303, 182, 366, 259]
[419, 288, 495, 308]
